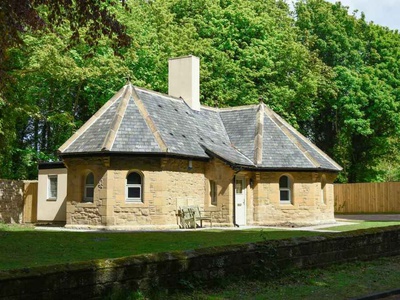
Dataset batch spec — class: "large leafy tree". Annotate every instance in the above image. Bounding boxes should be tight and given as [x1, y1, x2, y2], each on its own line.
[0, 0, 130, 69]
[295, 0, 400, 182]
[3, 0, 400, 183]
[0, 0, 131, 179]
[121, 0, 333, 126]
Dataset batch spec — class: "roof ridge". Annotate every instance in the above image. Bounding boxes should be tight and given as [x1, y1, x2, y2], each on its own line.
[218, 104, 259, 111]
[201, 145, 255, 168]
[254, 103, 264, 165]
[131, 87, 169, 152]
[264, 107, 322, 169]
[58, 84, 128, 153]
[101, 84, 132, 151]
[135, 86, 261, 112]
[135, 86, 183, 103]
[216, 110, 255, 166]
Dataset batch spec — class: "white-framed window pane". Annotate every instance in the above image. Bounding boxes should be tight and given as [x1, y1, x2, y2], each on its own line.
[279, 176, 292, 203]
[85, 187, 94, 199]
[279, 176, 289, 188]
[86, 173, 94, 185]
[84, 172, 94, 202]
[280, 190, 290, 202]
[127, 173, 141, 184]
[126, 172, 143, 202]
[128, 187, 141, 199]
[48, 176, 58, 199]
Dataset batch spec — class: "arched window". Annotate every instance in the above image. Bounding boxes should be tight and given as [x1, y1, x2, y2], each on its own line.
[321, 175, 327, 204]
[279, 175, 292, 203]
[84, 172, 94, 202]
[126, 172, 143, 202]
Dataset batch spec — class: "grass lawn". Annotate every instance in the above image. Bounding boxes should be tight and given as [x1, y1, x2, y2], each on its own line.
[167, 255, 400, 300]
[324, 220, 400, 231]
[0, 225, 319, 271]
[2, 220, 400, 272]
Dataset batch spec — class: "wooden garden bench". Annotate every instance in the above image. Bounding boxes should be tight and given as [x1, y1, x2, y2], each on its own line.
[178, 206, 195, 229]
[178, 206, 213, 229]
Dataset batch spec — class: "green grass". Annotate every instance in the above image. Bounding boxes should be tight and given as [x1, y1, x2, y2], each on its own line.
[167, 255, 400, 300]
[324, 220, 400, 231]
[0, 227, 318, 271]
[0, 223, 34, 231]
[2, 220, 400, 272]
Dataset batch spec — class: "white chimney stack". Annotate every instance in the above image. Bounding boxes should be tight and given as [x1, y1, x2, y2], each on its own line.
[168, 55, 200, 111]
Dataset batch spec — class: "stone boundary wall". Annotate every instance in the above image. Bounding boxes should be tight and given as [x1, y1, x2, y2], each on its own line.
[1, 226, 400, 299]
[0, 180, 24, 223]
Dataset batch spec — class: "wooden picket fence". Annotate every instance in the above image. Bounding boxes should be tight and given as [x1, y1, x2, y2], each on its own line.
[334, 182, 400, 213]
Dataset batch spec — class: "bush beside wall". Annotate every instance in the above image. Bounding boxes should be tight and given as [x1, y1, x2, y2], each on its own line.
[1, 226, 400, 299]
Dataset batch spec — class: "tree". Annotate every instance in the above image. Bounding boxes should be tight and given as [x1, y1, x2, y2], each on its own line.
[0, 0, 131, 179]
[0, 0, 131, 90]
[295, 0, 400, 182]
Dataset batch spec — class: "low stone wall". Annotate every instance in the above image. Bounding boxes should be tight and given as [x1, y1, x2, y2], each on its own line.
[1, 226, 400, 299]
[0, 180, 24, 223]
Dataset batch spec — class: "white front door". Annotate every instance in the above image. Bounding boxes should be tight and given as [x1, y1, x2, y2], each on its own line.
[235, 177, 246, 226]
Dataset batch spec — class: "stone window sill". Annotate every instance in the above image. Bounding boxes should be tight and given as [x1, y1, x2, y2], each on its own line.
[122, 202, 146, 207]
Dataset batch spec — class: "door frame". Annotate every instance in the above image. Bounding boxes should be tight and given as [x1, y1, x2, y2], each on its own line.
[234, 176, 247, 226]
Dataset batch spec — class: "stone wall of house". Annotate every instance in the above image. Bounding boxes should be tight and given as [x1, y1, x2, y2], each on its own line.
[109, 157, 207, 228]
[204, 158, 235, 226]
[64, 157, 107, 226]
[0, 180, 24, 224]
[252, 172, 337, 226]
[64, 156, 234, 229]
[64, 155, 337, 228]
[1, 226, 399, 299]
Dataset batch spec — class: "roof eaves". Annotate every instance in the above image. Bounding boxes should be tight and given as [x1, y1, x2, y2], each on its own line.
[58, 150, 210, 161]
[240, 166, 341, 173]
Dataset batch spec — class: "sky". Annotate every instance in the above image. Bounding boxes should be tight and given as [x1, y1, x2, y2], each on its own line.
[323, 0, 400, 31]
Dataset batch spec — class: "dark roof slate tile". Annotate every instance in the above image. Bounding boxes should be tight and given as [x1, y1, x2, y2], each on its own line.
[59, 84, 341, 172]
[111, 97, 161, 152]
[64, 100, 118, 153]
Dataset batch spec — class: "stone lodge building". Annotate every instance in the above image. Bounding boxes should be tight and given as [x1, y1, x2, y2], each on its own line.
[56, 56, 342, 229]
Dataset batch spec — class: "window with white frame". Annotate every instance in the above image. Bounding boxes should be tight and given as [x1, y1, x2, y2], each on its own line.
[279, 175, 292, 203]
[126, 172, 143, 202]
[48, 175, 58, 200]
[210, 180, 217, 206]
[84, 172, 94, 202]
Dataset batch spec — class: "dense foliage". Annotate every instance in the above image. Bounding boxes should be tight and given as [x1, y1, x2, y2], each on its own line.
[1, 0, 400, 182]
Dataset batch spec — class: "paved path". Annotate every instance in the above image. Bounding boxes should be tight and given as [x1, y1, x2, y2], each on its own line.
[35, 214, 400, 233]
[35, 221, 353, 233]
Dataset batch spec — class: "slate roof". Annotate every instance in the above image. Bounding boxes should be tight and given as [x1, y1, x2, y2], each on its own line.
[59, 84, 342, 172]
